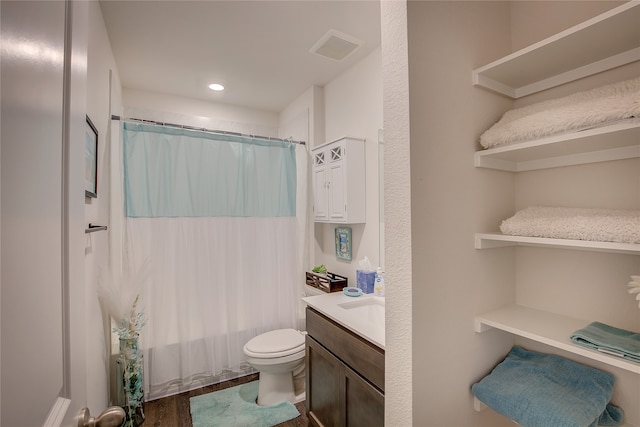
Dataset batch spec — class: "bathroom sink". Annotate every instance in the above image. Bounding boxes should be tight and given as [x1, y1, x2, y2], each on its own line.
[338, 298, 385, 329]
[302, 293, 385, 348]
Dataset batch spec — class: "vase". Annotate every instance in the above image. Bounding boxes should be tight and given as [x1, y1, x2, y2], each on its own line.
[116, 337, 145, 426]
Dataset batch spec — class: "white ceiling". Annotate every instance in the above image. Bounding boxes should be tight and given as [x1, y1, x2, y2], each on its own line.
[99, 1, 381, 113]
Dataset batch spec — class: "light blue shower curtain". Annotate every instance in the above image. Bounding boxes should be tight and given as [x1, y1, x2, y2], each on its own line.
[122, 122, 301, 399]
[123, 122, 297, 218]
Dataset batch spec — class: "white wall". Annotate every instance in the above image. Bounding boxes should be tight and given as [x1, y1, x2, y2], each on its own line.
[380, 1, 412, 424]
[407, 2, 515, 425]
[123, 88, 279, 137]
[279, 85, 325, 148]
[312, 46, 383, 285]
[85, 0, 123, 411]
[509, 1, 626, 52]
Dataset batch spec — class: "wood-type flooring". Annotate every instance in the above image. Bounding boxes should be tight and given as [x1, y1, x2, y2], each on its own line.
[143, 373, 309, 427]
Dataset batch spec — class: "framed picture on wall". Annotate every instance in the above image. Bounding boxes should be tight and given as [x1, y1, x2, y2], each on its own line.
[85, 115, 98, 198]
[335, 226, 352, 261]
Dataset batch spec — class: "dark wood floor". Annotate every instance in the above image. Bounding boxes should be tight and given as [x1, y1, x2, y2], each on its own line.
[143, 373, 309, 427]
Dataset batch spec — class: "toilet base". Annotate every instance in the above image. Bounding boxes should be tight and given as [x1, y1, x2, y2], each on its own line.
[257, 372, 296, 406]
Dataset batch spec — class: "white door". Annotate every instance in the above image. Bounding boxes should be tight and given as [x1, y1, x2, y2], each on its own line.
[1, 1, 90, 425]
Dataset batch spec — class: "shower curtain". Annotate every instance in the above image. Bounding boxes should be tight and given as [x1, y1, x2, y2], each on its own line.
[121, 122, 304, 399]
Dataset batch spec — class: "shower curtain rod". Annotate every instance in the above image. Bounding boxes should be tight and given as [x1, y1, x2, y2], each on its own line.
[111, 115, 306, 146]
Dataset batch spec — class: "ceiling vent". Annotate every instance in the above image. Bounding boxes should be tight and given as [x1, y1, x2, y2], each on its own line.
[309, 29, 363, 62]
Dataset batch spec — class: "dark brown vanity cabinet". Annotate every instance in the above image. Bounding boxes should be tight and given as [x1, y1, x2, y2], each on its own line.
[305, 307, 385, 427]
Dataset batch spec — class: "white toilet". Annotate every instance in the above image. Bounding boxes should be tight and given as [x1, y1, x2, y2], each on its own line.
[243, 328, 306, 406]
[243, 285, 325, 406]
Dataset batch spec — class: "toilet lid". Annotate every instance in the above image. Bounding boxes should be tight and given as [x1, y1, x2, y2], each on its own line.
[245, 329, 305, 356]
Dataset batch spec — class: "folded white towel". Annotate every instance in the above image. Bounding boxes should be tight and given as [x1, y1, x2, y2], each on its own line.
[481, 77, 640, 149]
[500, 206, 640, 244]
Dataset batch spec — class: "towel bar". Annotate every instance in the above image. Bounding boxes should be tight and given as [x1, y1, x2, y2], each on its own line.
[85, 223, 108, 233]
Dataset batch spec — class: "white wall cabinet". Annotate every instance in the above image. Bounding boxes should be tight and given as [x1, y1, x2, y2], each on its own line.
[473, 2, 640, 424]
[312, 137, 366, 223]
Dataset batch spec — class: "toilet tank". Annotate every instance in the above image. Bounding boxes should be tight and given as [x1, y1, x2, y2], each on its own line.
[298, 285, 328, 330]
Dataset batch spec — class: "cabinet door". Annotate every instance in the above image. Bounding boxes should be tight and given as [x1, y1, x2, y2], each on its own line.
[345, 367, 384, 427]
[307, 336, 345, 427]
[327, 161, 346, 221]
[313, 166, 329, 220]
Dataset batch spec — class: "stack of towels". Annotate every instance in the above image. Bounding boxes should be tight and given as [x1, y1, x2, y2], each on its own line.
[472, 346, 624, 427]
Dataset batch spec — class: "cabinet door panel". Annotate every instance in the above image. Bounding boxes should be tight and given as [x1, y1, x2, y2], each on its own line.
[345, 368, 384, 427]
[328, 162, 345, 220]
[307, 337, 345, 427]
[313, 167, 328, 219]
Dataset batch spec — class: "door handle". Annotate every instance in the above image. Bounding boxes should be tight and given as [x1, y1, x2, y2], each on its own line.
[77, 406, 125, 427]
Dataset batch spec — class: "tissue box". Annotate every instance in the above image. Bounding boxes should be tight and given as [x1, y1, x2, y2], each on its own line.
[356, 270, 375, 294]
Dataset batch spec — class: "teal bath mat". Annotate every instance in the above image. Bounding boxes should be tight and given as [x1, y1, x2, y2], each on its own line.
[189, 381, 300, 427]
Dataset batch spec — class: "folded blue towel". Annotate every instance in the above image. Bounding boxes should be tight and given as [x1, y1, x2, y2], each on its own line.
[471, 346, 623, 427]
[570, 322, 640, 363]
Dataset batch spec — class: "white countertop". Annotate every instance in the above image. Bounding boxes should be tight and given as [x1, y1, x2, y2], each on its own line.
[303, 291, 385, 349]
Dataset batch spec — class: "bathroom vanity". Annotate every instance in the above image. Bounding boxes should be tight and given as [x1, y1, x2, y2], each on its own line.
[303, 293, 385, 427]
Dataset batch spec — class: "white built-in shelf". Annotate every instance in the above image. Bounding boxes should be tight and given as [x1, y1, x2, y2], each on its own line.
[472, 397, 633, 427]
[472, 2, 640, 98]
[475, 120, 640, 171]
[475, 304, 640, 374]
[475, 232, 640, 255]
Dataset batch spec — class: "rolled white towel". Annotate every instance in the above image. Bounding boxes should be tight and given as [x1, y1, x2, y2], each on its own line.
[500, 206, 640, 244]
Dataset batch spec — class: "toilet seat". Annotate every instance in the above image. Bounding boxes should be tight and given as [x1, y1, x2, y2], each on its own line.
[244, 329, 305, 359]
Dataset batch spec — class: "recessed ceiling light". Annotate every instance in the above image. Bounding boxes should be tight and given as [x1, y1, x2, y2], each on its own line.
[208, 83, 225, 91]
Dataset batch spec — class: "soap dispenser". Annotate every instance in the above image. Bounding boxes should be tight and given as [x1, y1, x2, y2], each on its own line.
[374, 267, 385, 297]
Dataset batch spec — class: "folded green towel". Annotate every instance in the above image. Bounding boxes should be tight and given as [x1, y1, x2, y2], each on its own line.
[570, 322, 640, 363]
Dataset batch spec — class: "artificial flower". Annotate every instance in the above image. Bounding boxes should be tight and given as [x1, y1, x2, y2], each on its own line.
[627, 275, 640, 309]
[97, 261, 150, 339]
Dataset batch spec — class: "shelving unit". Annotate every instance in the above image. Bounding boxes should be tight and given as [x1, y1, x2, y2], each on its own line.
[475, 232, 640, 255]
[475, 305, 640, 374]
[472, 2, 640, 424]
[472, 2, 640, 98]
[475, 120, 640, 172]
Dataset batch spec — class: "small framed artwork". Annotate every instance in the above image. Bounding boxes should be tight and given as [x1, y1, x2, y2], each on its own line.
[85, 115, 98, 198]
[335, 226, 352, 261]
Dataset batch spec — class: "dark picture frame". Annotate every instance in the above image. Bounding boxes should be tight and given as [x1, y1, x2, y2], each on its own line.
[85, 115, 98, 198]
